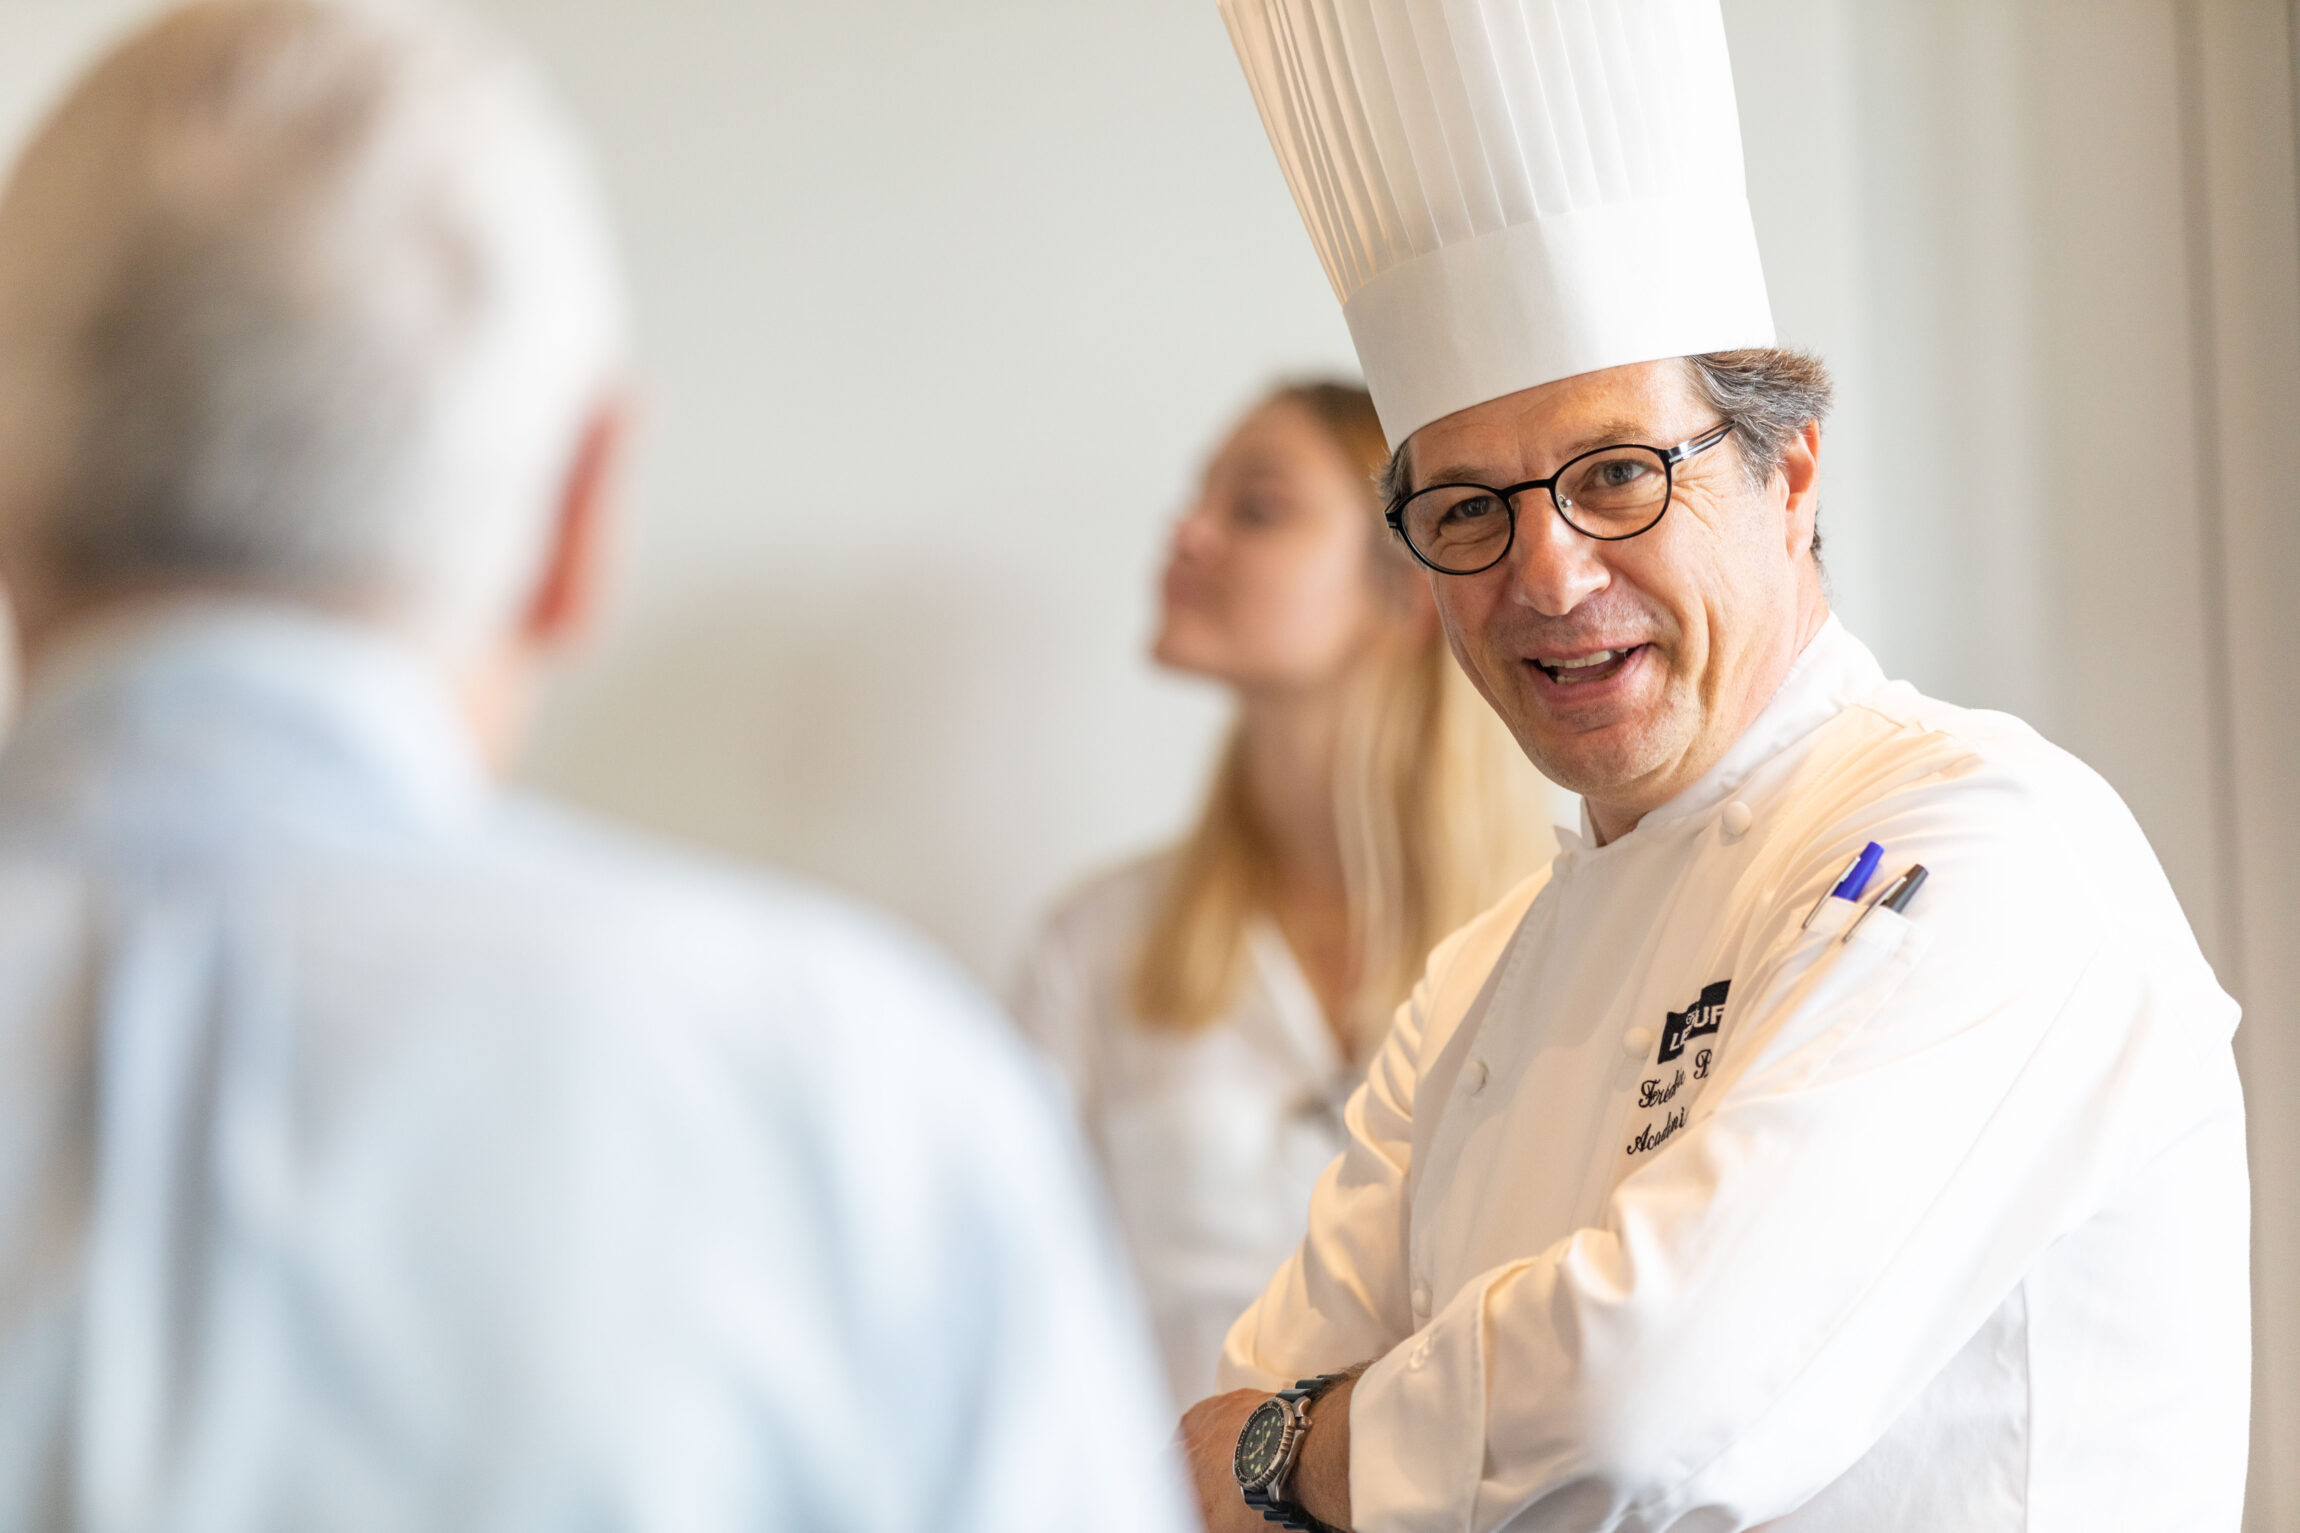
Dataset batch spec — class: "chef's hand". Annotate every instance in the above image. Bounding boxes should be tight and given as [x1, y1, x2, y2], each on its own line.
[1178, 1383, 1355, 1532]
[1179, 1391, 1267, 1533]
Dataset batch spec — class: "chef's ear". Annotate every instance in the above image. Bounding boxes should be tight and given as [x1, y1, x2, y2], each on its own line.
[1777, 418, 1823, 565]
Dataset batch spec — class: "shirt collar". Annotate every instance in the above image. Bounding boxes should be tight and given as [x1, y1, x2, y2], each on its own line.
[4, 597, 491, 834]
[1243, 917, 1351, 1081]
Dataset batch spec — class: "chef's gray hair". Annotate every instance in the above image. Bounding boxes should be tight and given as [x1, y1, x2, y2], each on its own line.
[0, 0, 626, 646]
[1377, 347, 1835, 558]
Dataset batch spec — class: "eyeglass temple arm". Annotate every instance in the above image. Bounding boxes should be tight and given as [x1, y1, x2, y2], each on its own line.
[1661, 420, 1736, 465]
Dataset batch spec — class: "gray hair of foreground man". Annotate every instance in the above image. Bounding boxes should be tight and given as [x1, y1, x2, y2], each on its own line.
[1379, 348, 1836, 557]
[0, 0, 625, 648]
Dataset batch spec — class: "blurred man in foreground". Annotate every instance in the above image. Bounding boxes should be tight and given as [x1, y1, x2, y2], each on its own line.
[0, 4, 1187, 1528]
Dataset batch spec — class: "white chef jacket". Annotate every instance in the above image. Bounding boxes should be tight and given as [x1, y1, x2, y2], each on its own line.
[1219, 617, 2250, 1532]
[0, 602, 1191, 1533]
[1014, 853, 1353, 1408]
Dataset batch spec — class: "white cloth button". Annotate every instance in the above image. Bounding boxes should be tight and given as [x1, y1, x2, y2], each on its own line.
[1722, 800, 1754, 836]
[1411, 1282, 1431, 1313]
[1623, 1026, 1655, 1060]
[1409, 1341, 1431, 1370]
[1465, 1058, 1489, 1094]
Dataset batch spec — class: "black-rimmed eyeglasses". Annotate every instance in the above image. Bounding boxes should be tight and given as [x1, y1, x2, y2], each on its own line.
[1384, 421, 1736, 575]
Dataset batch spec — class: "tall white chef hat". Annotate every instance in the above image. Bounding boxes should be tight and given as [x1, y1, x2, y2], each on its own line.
[1219, 0, 1775, 447]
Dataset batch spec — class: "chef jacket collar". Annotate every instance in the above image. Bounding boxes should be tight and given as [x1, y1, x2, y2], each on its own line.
[6, 595, 490, 835]
[1577, 615, 1883, 851]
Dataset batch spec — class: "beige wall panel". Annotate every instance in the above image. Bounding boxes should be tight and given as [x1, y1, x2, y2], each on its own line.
[2022, 0, 2229, 958]
[2193, 2, 2300, 1524]
[1841, 1, 2056, 721]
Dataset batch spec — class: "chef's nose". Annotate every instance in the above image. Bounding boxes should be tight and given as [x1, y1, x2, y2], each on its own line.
[1507, 496, 1610, 616]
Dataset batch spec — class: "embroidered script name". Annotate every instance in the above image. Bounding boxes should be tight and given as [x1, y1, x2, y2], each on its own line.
[1637, 1069, 1687, 1109]
[1627, 1105, 1689, 1156]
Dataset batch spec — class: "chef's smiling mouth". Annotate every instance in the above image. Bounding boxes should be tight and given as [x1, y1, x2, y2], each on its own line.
[1529, 645, 1646, 685]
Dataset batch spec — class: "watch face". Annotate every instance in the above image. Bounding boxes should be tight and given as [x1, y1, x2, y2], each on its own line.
[1233, 1398, 1290, 1488]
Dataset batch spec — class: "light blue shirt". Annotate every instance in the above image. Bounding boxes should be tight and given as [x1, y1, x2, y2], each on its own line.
[0, 603, 1189, 1533]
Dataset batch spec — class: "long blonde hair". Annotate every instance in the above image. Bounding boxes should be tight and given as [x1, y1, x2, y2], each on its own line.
[1132, 383, 1559, 1057]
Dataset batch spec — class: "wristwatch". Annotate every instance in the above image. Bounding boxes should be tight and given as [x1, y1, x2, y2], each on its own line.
[1231, 1372, 1352, 1532]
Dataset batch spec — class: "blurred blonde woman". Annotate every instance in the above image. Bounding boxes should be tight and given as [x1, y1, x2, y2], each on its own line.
[1013, 382, 1565, 1405]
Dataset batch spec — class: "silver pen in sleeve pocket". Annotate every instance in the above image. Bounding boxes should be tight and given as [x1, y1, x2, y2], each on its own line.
[1843, 864, 1929, 943]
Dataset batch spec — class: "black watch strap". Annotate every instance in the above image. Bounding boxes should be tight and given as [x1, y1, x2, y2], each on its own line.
[1242, 1483, 1346, 1532]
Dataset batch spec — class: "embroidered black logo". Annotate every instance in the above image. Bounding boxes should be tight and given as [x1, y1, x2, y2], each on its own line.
[1657, 979, 1729, 1064]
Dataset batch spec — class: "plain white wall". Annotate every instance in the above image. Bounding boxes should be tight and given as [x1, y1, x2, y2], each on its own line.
[1, 0, 2293, 1520]
[488, 0, 1367, 981]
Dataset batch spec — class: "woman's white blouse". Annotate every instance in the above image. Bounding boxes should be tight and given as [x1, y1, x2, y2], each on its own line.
[1013, 855, 1353, 1408]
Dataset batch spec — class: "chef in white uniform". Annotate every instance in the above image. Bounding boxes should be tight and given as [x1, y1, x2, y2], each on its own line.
[1178, 2, 2253, 1531]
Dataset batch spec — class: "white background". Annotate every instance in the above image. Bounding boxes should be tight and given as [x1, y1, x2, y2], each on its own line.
[3, 1, 2295, 1522]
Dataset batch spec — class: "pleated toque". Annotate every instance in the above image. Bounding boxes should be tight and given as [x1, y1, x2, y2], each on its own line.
[1218, 0, 1777, 447]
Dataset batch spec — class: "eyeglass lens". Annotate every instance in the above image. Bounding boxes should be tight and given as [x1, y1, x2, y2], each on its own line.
[1399, 444, 1673, 571]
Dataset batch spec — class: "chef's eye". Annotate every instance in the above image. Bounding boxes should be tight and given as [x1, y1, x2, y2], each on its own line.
[1555, 446, 1673, 536]
[1434, 491, 1504, 528]
[1584, 453, 1659, 493]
